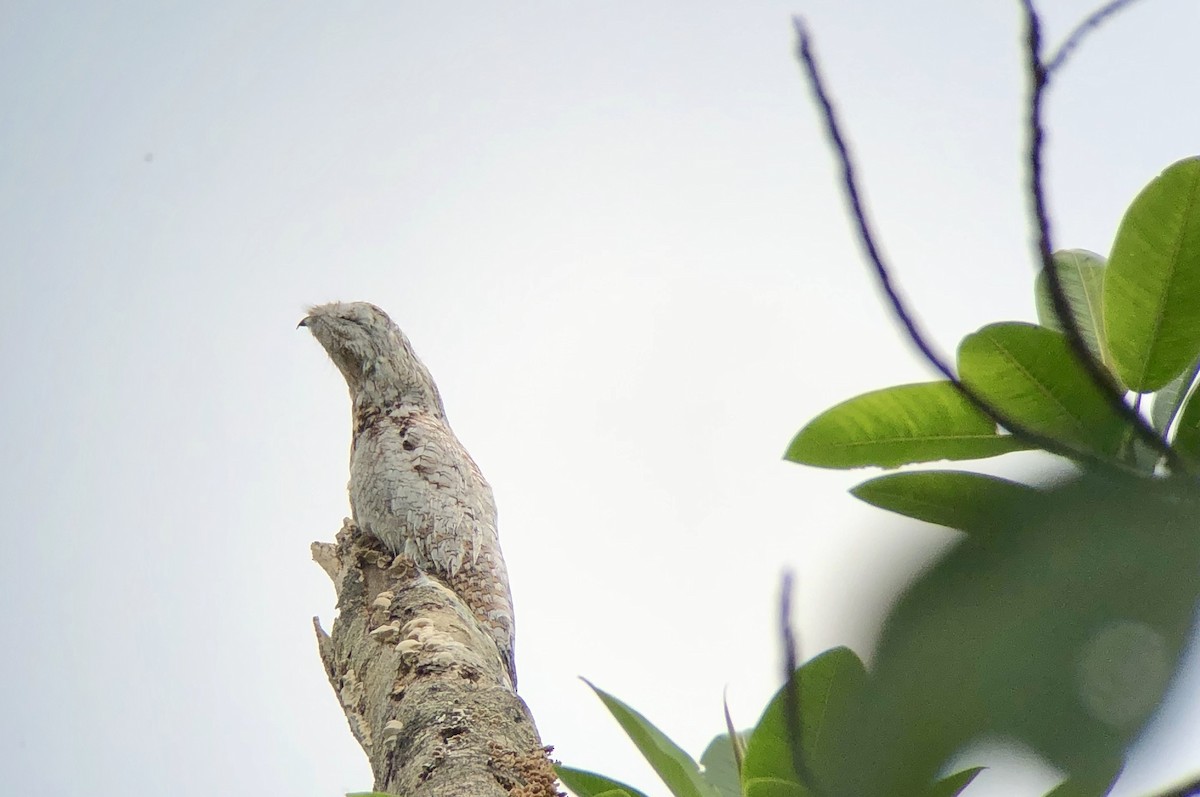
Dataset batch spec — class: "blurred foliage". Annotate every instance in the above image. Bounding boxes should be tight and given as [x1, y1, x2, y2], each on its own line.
[561, 156, 1200, 796]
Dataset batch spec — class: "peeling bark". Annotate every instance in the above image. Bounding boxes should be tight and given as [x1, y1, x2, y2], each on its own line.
[313, 520, 559, 797]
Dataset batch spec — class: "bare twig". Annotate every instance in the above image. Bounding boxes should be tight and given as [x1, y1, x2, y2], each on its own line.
[1046, 0, 1147, 74]
[780, 571, 818, 792]
[791, 19, 951, 388]
[1018, 0, 1183, 472]
[791, 16, 1137, 475]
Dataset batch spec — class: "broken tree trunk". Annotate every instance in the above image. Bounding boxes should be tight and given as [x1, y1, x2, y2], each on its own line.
[312, 520, 558, 797]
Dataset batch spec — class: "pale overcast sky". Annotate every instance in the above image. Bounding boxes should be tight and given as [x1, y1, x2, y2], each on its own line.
[3, 2, 1198, 796]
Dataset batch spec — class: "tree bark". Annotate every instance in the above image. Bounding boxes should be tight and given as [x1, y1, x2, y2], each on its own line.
[313, 520, 558, 797]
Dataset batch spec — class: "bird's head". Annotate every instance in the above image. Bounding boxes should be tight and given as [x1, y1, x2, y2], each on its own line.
[300, 301, 445, 415]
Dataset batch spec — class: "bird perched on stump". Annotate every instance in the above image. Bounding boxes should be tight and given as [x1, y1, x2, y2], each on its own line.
[300, 301, 517, 688]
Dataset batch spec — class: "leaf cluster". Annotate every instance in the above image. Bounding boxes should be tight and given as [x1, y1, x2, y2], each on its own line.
[777, 156, 1200, 794]
[789, 158, 1200, 480]
[559, 159, 1200, 797]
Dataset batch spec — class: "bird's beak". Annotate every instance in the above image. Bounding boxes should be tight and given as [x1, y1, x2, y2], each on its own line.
[297, 315, 314, 329]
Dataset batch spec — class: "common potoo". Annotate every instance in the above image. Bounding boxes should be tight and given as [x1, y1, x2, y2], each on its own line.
[300, 302, 517, 687]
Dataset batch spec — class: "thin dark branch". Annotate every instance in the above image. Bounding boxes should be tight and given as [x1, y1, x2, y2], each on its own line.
[1145, 773, 1200, 797]
[1046, 0, 1147, 74]
[1018, 0, 1184, 472]
[780, 571, 818, 793]
[791, 16, 1138, 475]
[792, 18, 953, 387]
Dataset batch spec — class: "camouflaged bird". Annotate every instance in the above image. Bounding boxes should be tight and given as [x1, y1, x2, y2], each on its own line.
[300, 302, 517, 687]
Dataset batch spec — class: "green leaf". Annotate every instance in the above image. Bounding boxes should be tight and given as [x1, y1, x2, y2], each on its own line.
[856, 475, 1199, 796]
[958, 322, 1131, 456]
[1104, 157, 1200, 391]
[555, 765, 649, 797]
[699, 734, 743, 797]
[1042, 759, 1122, 797]
[742, 647, 868, 794]
[851, 470, 1039, 534]
[1035, 249, 1110, 366]
[786, 382, 1032, 469]
[743, 777, 813, 797]
[926, 767, 985, 797]
[1152, 355, 1200, 437]
[582, 680, 719, 797]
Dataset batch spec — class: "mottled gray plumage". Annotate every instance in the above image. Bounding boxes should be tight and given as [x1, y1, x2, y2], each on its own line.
[301, 302, 517, 687]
